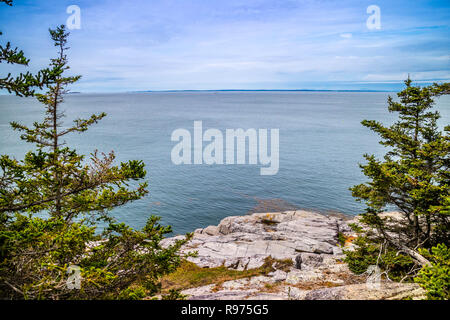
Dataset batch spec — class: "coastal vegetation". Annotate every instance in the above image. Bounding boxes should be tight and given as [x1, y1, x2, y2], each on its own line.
[345, 79, 449, 299]
[161, 257, 293, 295]
[0, 5, 190, 299]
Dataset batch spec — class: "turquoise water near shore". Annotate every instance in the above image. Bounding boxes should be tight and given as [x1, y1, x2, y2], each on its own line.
[1, 91, 449, 234]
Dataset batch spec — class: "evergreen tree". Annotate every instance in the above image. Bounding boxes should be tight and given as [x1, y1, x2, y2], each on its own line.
[0, 26, 190, 299]
[348, 78, 449, 271]
[0, 0, 53, 96]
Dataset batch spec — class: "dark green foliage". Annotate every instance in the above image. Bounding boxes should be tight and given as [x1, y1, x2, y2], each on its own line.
[118, 286, 148, 300]
[0, 26, 190, 299]
[414, 243, 450, 300]
[344, 237, 415, 281]
[347, 78, 449, 282]
[0, 1, 54, 96]
[161, 289, 187, 300]
[337, 232, 346, 247]
[0, 214, 189, 299]
[351, 78, 449, 249]
[344, 237, 380, 275]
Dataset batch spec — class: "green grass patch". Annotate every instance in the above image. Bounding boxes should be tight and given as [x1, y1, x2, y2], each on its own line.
[160, 256, 293, 293]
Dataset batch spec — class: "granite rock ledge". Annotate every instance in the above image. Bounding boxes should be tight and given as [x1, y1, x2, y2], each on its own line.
[161, 210, 425, 300]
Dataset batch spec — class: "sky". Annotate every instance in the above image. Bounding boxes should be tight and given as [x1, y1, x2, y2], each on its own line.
[0, 0, 449, 92]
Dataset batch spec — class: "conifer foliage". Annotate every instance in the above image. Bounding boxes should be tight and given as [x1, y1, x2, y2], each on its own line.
[347, 79, 449, 297]
[351, 79, 449, 252]
[0, 0, 54, 96]
[0, 25, 189, 299]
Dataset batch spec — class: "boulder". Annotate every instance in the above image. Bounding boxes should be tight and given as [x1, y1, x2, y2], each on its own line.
[203, 225, 220, 236]
[294, 253, 326, 270]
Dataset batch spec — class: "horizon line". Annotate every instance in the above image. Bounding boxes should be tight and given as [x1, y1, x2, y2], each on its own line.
[56, 89, 397, 95]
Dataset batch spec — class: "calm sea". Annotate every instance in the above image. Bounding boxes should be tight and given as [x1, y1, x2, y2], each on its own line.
[1, 91, 449, 234]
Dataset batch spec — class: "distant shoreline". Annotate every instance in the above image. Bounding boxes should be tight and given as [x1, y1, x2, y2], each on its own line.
[0, 90, 397, 96]
[133, 89, 396, 93]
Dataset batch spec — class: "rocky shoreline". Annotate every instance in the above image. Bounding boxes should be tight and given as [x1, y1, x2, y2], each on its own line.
[161, 210, 425, 300]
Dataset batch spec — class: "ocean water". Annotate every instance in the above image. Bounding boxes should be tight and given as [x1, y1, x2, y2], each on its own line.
[1, 91, 449, 234]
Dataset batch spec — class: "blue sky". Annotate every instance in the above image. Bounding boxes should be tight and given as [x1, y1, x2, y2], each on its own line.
[0, 0, 449, 92]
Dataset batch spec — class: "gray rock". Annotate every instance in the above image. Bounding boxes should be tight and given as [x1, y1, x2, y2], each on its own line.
[221, 279, 249, 290]
[332, 246, 343, 256]
[173, 210, 344, 269]
[246, 293, 287, 300]
[304, 283, 425, 300]
[249, 276, 275, 286]
[298, 253, 324, 269]
[203, 225, 220, 236]
[164, 210, 425, 301]
[284, 286, 308, 300]
[285, 269, 323, 284]
[268, 270, 287, 282]
[186, 290, 259, 300]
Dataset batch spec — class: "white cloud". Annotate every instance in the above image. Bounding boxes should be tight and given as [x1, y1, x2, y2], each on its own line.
[340, 33, 353, 38]
[5, 0, 447, 91]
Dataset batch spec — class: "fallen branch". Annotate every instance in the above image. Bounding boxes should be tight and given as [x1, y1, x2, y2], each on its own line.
[375, 224, 431, 266]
